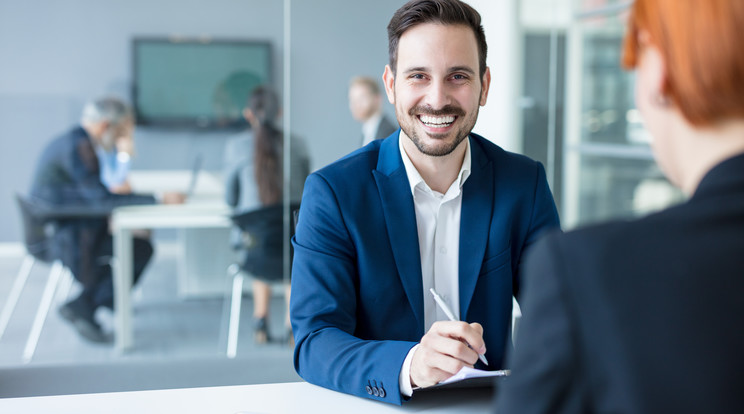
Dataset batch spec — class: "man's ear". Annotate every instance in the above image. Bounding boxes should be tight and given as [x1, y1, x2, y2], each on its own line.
[95, 121, 110, 139]
[479, 67, 491, 107]
[382, 65, 396, 105]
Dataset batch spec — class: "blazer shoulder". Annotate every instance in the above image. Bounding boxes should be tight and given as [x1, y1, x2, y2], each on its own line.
[470, 134, 543, 172]
[313, 143, 381, 183]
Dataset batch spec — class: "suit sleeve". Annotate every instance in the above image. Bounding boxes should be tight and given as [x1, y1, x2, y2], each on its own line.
[495, 233, 586, 413]
[290, 173, 416, 405]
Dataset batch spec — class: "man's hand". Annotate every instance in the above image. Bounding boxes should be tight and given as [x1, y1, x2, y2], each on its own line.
[109, 181, 132, 195]
[161, 191, 187, 205]
[409, 321, 486, 388]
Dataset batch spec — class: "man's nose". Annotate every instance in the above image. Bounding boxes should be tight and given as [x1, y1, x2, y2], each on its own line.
[423, 81, 450, 110]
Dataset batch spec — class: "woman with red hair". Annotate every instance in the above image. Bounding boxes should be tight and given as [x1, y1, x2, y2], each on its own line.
[495, 1, 744, 412]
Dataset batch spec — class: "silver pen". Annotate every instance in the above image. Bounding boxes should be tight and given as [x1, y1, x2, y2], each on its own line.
[429, 288, 489, 366]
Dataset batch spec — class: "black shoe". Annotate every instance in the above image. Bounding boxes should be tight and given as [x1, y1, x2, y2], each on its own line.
[58, 302, 112, 344]
[254, 317, 269, 344]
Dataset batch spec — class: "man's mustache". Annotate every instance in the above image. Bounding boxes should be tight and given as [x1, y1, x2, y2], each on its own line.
[408, 104, 465, 117]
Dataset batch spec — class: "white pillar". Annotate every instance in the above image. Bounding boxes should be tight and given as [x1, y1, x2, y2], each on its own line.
[468, 0, 522, 153]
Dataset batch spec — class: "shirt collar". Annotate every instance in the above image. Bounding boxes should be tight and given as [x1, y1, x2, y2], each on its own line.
[398, 131, 472, 197]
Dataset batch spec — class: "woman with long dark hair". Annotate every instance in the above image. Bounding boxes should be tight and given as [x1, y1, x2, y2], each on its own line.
[224, 86, 310, 344]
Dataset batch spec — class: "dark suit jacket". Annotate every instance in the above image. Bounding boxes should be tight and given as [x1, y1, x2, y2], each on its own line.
[291, 131, 560, 404]
[374, 114, 398, 141]
[495, 153, 744, 413]
[29, 126, 155, 284]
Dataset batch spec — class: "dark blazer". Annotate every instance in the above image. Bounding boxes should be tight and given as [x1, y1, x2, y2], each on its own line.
[495, 153, 744, 413]
[291, 131, 560, 405]
[29, 126, 155, 284]
[374, 114, 398, 141]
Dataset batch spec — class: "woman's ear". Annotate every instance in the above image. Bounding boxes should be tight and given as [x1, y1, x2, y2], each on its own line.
[638, 30, 669, 103]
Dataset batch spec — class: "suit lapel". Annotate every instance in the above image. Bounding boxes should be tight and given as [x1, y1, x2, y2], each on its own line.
[372, 134, 425, 333]
[459, 136, 494, 318]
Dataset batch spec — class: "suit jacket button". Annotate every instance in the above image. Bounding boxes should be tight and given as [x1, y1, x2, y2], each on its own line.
[366, 385, 373, 395]
[379, 387, 386, 398]
[372, 387, 380, 397]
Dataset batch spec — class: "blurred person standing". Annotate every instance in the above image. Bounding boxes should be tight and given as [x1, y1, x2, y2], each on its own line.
[223, 86, 310, 344]
[495, 0, 744, 412]
[348, 76, 398, 147]
[29, 97, 184, 344]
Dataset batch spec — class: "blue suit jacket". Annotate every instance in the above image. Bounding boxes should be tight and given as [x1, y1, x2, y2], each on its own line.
[290, 132, 560, 404]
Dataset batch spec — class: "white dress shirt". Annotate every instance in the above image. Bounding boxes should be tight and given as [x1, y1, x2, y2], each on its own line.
[397, 133, 472, 396]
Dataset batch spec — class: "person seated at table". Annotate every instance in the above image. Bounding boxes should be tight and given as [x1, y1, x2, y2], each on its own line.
[29, 96, 185, 344]
[495, 0, 744, 412]
[223, 86, 310, 344]
[290, 0, 560, 405]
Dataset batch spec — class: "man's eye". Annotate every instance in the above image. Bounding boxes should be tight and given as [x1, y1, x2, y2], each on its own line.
[411, 74, 426, 80]
[452, 74, 467, 80]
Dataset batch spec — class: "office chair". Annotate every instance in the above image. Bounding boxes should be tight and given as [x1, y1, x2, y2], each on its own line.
[0, 194, 73, 363]
[224, 203, 299, 358]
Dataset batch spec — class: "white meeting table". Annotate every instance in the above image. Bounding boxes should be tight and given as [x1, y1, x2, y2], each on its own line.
[111, 202, 232, 352]
[0, 381, 495, 413]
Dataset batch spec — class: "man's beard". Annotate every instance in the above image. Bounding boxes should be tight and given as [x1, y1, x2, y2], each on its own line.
[397, 103, 477, 157]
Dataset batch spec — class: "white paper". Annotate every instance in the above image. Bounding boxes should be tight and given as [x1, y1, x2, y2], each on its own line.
[438, 366, 510, 386]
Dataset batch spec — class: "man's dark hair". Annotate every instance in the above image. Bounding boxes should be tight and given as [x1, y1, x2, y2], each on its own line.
[387, 0, 487, 77]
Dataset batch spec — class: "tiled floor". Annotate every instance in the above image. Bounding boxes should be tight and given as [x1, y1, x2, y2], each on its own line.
[0, 242, 300, 397]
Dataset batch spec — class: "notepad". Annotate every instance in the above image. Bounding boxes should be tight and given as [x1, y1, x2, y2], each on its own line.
[414, 366, 510, 390]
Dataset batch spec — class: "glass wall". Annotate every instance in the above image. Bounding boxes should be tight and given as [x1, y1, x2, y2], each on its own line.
[524, 0, 685, 230]
[0, 0, 417, 396]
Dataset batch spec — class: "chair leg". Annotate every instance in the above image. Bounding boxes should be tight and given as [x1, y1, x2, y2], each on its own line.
[0, 255, 35, 342]
[22, 260, 65, 364]
[226, 268, 245, 359]
[54, 268, 74, 304]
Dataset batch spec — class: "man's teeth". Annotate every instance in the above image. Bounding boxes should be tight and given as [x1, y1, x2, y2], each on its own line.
[420, 115, 455, 127]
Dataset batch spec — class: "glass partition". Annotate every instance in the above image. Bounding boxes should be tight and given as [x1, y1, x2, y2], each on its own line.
[562, 0, 684, 228]
[0, 0, 292, 392]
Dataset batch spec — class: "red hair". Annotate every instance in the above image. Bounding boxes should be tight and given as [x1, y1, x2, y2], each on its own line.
[622, 0, 744, 126]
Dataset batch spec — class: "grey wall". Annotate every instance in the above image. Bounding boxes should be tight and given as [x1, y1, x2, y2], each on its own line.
[290, 0, 404, 170]
[0, 0, 404, 242]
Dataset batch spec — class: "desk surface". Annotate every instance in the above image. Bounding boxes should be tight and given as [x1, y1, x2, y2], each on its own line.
[129, 169, 224, 198]
[0, 381, 494, 414]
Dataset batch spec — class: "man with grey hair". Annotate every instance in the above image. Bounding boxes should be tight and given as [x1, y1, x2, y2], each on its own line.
[29, 96, 183, 343]
[348, 76, 398, 147]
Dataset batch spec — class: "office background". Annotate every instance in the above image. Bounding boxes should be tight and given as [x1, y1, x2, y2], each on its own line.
[0, 0, 684, 398]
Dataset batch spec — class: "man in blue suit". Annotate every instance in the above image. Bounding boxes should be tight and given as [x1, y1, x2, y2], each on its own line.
[290, 0, 560, 404]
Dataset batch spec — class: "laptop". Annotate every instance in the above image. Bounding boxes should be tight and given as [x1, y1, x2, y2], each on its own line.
[184, 154, 204, 198]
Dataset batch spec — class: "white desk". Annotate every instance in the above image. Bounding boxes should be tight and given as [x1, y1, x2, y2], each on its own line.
[0, 381, 494, 413]
[111, 202, 232, 352]
[129, 170, 224, 198]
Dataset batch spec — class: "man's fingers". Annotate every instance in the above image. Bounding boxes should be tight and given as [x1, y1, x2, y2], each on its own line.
[422, 333, 479, 365]
[410, 321, 487, 388]
[430, 321, 487, 355]
[410, 346, 469, 388]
